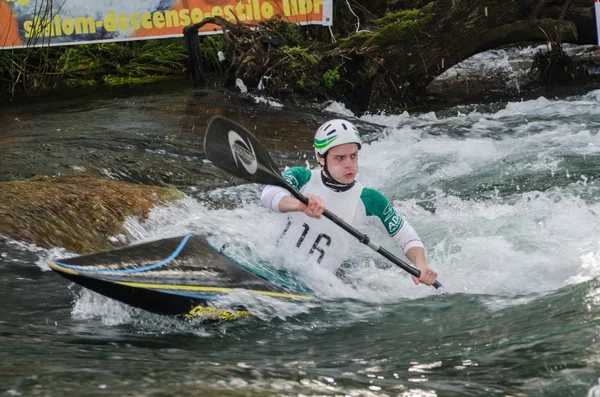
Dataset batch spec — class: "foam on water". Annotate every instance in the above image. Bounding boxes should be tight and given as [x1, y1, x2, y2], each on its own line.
[217, 290, 318, 321]
[360, 111, 411, 128]
[348, 95, 600, 299]
[251, 95, 284, 109]
[322, 101, 356, 118]
[419, 191, 600, 295]
[434, 45, 546, 80]
[71, 289, 218, 336]
[567, 251, 600, 285]
[2, 238, 74, 272]
[126, 191, 595, 303]
[72, 289, 135, 326]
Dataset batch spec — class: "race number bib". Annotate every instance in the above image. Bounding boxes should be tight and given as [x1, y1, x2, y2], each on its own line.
[279, 219, 332, 264]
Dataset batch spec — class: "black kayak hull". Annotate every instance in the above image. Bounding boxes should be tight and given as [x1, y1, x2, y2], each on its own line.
[49, 234, 311, 318]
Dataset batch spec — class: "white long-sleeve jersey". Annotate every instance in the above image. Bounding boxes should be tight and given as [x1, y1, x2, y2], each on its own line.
[261, 167, 424, 272]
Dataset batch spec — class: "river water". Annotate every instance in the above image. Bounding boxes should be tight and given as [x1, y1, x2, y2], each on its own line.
[2, 79, 600, 396]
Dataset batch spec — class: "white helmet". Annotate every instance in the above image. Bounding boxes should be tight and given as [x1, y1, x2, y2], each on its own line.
[314, 119, 362, 157]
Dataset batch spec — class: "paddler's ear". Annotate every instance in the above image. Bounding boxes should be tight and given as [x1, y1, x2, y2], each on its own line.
[316, 153, 326, 167]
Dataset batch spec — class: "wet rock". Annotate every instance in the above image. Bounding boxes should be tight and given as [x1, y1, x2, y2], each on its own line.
[529, 44, 575, 84]
[0, 176, 183, 254]
[427, 43, 600, 103]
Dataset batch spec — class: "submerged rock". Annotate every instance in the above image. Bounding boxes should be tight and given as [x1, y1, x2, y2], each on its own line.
[0, 176, 183, 254]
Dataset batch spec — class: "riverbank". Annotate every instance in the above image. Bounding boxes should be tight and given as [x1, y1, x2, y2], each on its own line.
[3, 40, 600, 116]
[4, 1, 600, 112]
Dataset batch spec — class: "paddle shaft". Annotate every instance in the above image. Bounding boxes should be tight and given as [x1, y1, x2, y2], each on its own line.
[283, 180, 443, 289]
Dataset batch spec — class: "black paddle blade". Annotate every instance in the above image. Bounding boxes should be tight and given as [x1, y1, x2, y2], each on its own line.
[204, 115, 286, 187]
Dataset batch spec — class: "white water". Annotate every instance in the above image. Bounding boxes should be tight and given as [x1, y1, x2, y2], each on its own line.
[17, 89, 599, 322]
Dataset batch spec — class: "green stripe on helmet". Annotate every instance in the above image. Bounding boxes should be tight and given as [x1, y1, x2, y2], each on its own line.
[314, 136, 337, 149]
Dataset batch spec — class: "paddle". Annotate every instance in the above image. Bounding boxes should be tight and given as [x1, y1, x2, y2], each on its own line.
[204, 115, 443, 290]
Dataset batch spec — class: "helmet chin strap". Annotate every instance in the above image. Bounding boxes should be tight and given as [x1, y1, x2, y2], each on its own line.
[320, 154, 356, 192]
[322, 155, 333, 178]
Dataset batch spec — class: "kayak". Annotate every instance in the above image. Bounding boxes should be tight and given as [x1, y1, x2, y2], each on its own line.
[49, 234, 312, 320]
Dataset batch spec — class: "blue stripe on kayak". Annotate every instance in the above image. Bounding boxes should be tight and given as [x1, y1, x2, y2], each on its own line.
[54, 235, 193, 274]
[156, 289, 221, 301]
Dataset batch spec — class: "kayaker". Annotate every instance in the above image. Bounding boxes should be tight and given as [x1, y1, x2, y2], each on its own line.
[260, 119, 438, 286]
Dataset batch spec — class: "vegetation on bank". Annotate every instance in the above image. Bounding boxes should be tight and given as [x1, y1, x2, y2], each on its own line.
[0, 35, 223, 99]
[2, 0, 599, 110]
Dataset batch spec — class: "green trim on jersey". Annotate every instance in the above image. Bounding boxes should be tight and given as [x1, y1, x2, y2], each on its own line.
[282, 167, 312, 190]
[360, 188, 404, 236]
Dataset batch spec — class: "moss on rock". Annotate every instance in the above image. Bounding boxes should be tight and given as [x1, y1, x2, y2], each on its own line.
[0, 176, 183, 254]
[372, 6, 431, 27]
[336, 5, 432, 51]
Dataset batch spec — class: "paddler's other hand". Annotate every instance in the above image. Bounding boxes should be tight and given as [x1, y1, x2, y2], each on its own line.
[411, 263, 438, 286]
[299, 194, 325, 218]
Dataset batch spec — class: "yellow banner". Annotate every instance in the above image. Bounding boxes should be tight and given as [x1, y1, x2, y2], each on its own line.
[1, 0, 332, 49]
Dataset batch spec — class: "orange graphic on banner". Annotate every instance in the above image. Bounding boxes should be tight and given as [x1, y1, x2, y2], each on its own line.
[131, 0, 324, 38]
[0, 0, 329, 49]
[0, 2, 21, 47]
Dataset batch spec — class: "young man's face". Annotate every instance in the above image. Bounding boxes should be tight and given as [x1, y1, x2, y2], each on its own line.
[319, 143, 359, 184]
